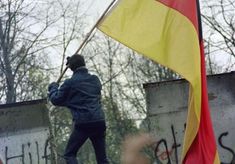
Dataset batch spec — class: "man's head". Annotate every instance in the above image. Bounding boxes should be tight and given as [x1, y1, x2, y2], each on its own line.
[66, 54, 85, 71]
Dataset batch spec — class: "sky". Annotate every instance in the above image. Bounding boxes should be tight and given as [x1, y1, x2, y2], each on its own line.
[80, 0, 113, 19]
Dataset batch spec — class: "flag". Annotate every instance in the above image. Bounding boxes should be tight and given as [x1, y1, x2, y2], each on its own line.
[98, 0, 220, 163]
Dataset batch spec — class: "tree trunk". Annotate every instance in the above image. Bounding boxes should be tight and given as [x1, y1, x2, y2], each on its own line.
[0, 19, 16, 103]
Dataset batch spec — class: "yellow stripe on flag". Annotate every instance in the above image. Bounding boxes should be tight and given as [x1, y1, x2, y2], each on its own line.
[98, 0, 202, 161]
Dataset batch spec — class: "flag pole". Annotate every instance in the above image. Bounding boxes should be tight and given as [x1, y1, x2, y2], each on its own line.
[56, 0, 117, 83]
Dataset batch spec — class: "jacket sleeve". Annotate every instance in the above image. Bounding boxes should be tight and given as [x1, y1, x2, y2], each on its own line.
[48, 79, 71, 106]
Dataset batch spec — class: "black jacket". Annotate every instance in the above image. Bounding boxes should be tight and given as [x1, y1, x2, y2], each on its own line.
[48, 67, 105, 124]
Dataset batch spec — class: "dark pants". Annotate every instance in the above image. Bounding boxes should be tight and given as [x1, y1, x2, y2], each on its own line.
[64, 121, 109, 164]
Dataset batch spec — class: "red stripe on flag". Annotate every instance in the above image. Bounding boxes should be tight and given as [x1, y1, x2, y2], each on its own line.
[183, 41, 217, 164]
[156, 0, 199, 33]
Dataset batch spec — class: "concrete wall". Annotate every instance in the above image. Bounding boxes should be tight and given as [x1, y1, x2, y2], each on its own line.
[143, 72, 235, 164]
[0, 100, 51, 164]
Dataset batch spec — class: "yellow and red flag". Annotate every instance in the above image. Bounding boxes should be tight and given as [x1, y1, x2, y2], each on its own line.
[98, 0, 220, 163]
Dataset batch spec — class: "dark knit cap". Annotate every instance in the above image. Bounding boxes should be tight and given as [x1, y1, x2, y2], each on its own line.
[66, 54, 85, 71]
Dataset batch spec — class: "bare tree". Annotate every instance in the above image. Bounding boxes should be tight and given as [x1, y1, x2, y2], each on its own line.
[201, 0, 235, 72]
[0, 0, 62, 103]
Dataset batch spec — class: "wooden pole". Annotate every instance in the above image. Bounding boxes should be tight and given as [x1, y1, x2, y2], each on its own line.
[56, 0, 117, 83]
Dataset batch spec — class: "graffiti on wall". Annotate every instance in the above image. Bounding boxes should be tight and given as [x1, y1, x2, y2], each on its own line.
[3, 139, 51, 164]
[0, 128, 52, 164]
[153, 124, 235, 164]
[219, 132, 235, 164]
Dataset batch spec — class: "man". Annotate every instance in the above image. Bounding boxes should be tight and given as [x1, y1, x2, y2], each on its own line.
[48, 54, 109, 164]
